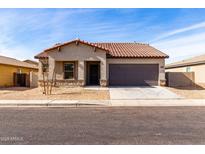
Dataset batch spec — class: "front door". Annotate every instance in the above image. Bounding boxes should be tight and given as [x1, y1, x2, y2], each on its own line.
[87, 63, 100, 85]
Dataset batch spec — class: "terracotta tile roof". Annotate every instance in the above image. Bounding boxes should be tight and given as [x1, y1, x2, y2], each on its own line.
[0, 55, 38, 69]
[94, 42, 168, 58]
[35, 39, 168, 59]
[166, 54, 205, 69]
[35, 51, 48, 59]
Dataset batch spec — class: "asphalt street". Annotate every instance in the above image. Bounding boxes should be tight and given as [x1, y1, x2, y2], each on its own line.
[0, 107, 205, 144]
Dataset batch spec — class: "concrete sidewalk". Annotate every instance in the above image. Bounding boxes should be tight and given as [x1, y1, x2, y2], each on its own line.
[0, 99, 205, 107]
[0, 100, 110, 107]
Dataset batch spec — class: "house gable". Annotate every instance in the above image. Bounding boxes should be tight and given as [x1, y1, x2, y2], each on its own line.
[47, 41, 107, 61]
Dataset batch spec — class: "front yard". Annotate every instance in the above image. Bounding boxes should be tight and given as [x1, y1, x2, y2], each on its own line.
[0, 87, 110, 100]
[1, 85, 205, 100]
[166, 85, 205, 99]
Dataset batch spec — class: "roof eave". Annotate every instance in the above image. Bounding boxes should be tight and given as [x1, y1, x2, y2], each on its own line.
[34, 55, 48, 59]
[0, 62, 38, 69]
[43, 39, 110, 53]
[166, 61, 205, 69]
[107, 55, 169, 58]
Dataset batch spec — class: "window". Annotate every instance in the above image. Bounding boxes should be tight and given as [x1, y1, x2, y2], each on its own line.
[186, 67, 191, 72]
[64, 63, 75, 79]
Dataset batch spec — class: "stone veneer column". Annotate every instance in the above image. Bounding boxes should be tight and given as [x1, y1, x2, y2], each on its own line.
[38, 60, 43, 81]
[78, 60, 85, 86]
[48, 57, 55, 80]
[100, 60, 108, 87]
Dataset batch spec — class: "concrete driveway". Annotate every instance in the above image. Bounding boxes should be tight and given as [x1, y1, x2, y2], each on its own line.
[109, 86, 182, 100]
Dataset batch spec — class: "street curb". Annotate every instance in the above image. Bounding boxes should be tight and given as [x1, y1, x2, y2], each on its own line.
[0, 99, 205, 107]
[0, 100, 110, 107]
[109, 99, 205, 106]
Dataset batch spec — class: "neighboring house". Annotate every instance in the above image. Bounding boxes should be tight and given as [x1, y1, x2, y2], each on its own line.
[34, 39, 168, 87]
[166, 54, 205, 85]
[0, 55, 38, 87]
[23, 59, 39, 66]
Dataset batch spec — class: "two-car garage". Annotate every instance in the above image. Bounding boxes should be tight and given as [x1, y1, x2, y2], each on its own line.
[109, 64, 159, 86]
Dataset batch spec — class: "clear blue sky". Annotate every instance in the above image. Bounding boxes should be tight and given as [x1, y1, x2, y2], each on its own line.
[0, 8, 205, 63]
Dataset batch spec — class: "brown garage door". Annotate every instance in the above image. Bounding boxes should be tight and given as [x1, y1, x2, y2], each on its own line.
[109, 64, 159, 86]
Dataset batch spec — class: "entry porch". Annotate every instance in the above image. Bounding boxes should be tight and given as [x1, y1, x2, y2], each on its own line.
[41, 59, 107, 87]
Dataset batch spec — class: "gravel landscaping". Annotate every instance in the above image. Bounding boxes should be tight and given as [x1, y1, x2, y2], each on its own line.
[1, 85, 205, 100]
[166, 85, 205, 99]
[0, 87, 110, 100]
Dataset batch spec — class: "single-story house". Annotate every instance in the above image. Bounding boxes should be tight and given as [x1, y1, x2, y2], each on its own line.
[0, 55, 38, 87]
[34, 39, 168, 87]
[23, 59, 39, 66]
[166, 54, 205, 85]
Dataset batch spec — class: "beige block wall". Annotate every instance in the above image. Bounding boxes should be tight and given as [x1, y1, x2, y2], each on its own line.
[166, 64, 205, 83]
[166, 72, 195, 87]
[107, 58, 166, 84]
[165, 67, 184, 72]
[39, 42, 107, 81]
